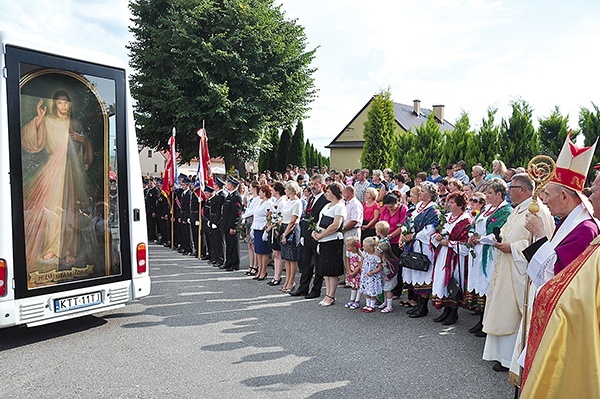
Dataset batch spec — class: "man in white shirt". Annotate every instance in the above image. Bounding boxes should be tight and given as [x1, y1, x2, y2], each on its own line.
[353, 168, 370, 203]
[342, 185, 363, 240]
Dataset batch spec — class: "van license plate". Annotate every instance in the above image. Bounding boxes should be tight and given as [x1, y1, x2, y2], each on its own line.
[54, 292, 103, 313]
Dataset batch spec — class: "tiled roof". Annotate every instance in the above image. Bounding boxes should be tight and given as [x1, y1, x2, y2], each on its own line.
[393, 102, 454, 132]
[326, 98, 455, 148]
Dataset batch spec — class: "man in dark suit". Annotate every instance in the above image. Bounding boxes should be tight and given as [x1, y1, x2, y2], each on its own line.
[145, 179, 160, 243]
[221, 176, 242, 271]
[190, 186, 200, 257]
[210, 178, 226, 266]
[201, 185, 215, 260]
[156, 191, 171, 247]
[178, 178, 193, 255]
[290, 174, 329, 299]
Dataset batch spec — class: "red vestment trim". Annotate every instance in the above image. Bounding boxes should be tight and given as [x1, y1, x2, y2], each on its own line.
[522, 243, 599, 386]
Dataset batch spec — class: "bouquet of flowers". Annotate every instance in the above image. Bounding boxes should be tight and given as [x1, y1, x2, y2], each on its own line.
[464, 232, 478, 259]
[305, 215, 318, 233]
[235, 217, 247, 240]
[402, 216, 414, 236]
[266, 205, 283, 239]
[435, 205, 449, 237]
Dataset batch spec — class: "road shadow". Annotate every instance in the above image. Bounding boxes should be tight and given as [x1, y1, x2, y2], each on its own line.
[0, 315, 107, 351]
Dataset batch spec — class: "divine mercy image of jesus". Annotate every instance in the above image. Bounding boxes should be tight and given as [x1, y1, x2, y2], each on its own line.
[18, 68, 114, 289]
[21, 89, 94, 275]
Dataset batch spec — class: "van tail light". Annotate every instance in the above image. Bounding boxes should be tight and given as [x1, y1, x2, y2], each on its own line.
[136, 243, 147, 274]
[0, 259, 6, 296]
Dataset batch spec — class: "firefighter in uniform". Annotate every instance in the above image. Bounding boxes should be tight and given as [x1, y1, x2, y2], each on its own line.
[221, 176, 242, 271]
[210, 178, 226, 267]
[200, 186, 215, 260]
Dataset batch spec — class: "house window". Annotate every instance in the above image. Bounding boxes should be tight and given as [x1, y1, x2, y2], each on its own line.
[154, 164, 157, 173]
[147, 149, 152, 158]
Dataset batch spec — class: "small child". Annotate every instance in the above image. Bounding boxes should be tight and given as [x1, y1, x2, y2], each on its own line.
[375, 221, 390, 245]
[377, 242, 400, 313]
[344, 236, 363, 310]
[359, 236, 383, 313]
[374, 221, 390, 305]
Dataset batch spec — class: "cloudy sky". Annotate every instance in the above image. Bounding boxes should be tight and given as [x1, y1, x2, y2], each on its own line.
[2, 0, 600, 156]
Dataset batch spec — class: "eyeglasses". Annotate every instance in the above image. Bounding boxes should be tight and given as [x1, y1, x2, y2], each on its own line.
[470, 198, 484, 204]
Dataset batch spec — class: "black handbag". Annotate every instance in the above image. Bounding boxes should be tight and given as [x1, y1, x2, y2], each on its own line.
[399, 250, 430, 272]
[447, 277, 461, 299]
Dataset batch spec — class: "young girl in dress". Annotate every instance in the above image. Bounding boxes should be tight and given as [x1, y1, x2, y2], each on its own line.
[344, 236, 363, 310]
[359, 237, 383, 313]
[377, 242, 399, 313]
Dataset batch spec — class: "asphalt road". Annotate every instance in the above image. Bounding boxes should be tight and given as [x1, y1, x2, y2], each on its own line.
[0, 242, 515, 399]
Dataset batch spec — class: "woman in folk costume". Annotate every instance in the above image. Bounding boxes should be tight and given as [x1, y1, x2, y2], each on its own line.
[400, 181, 440, 318]
[430, 192, 472, 325]
[465, 179, 512, 336]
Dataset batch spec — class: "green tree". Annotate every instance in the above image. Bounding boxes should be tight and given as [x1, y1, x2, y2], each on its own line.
[499, 99, 539, 168]
[471, 107, 500, 171]
[411, 113, 443, 173]
[439, 112, 475, 168]
[393, 130, 417, 173]
[276, 126, 292, 172]
[579, 102, 600, 183]
[360, 89, 396, 170]
[289, 121, 305, 167]
[538, 106, 571, 158]
[258, 127, 279, 173]
[128, 0, 317, 170]
[303, 139, 312, 170]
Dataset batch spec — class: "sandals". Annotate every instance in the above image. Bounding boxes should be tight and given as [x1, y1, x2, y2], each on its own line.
[381, 307, 393, 313]
[360, 306, 375, 313]
[245, 267, 258, 276]
[319, 295, 335, 307]
[344, 301, 355, 308]
[349, 301, 360, 310]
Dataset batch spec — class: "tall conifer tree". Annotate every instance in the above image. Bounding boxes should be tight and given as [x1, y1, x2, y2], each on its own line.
[472, 107, 500, 171]
[289, 121, 305, 166]
[360, 89, 396, 170]
[579, 103, 600, 183]
[499, 99, 539, 168]
[276, 127, 293, 172]
[538, 106, 571, 158]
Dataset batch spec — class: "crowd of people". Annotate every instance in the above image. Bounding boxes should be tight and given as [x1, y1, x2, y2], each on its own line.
[144, 137, 600, 396]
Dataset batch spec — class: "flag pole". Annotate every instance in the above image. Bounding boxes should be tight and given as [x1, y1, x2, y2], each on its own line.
[197, 120, 205, 259]
[170, 127, 176, 249]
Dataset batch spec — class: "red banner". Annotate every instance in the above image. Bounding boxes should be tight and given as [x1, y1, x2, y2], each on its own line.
[194, 128, 214, 198]
[161, 134, 176, 203]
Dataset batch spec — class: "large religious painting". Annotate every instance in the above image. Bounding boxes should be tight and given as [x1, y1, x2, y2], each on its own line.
[19, 66, 122, 289]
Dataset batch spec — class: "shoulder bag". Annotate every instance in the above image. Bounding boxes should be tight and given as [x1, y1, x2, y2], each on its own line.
[399, 248, 431, 272]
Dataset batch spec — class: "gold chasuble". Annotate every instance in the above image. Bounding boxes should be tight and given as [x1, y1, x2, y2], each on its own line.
[521, 236, 600, 398]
